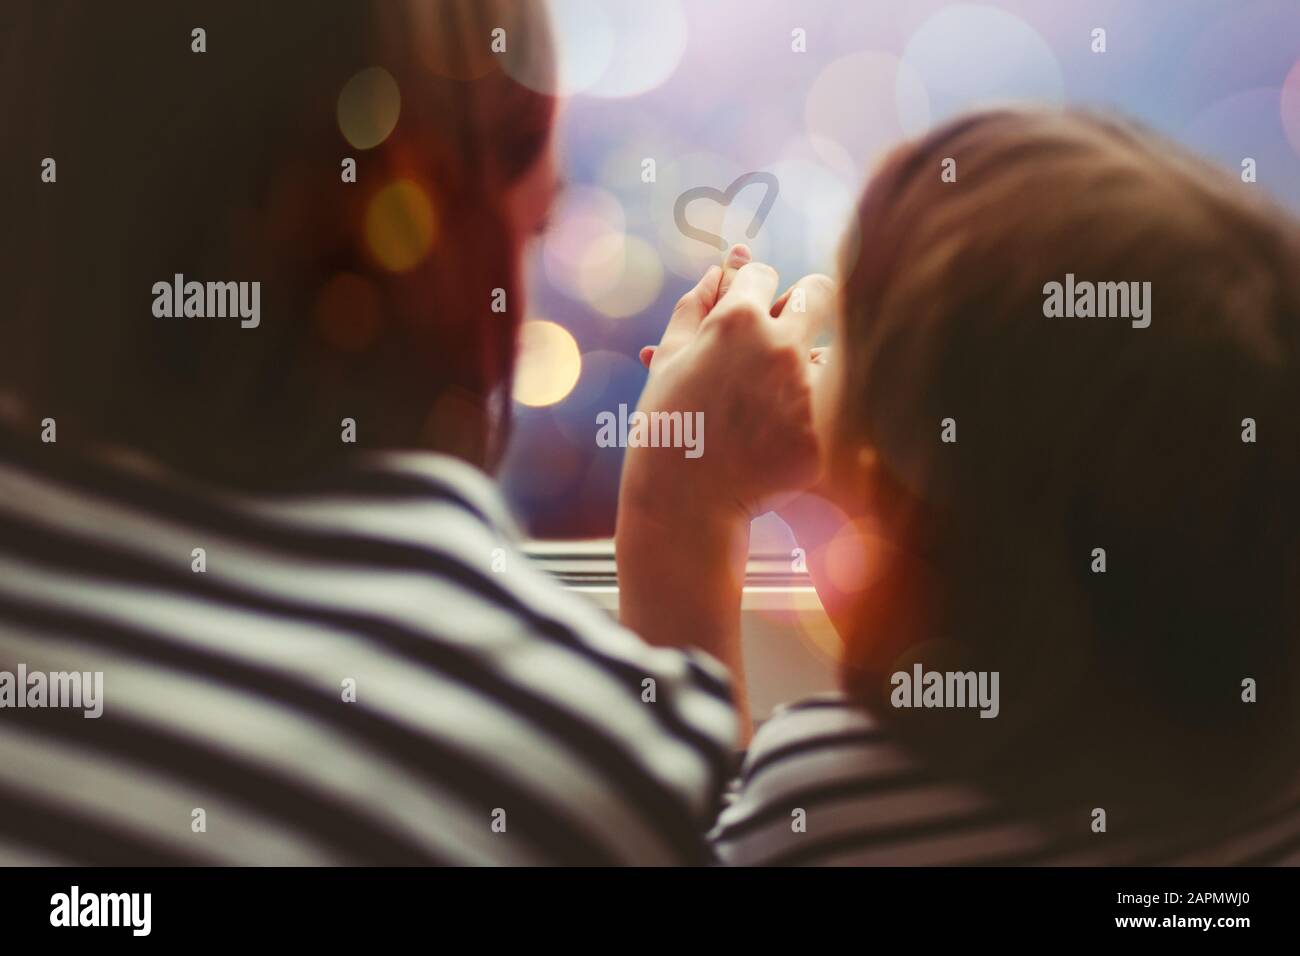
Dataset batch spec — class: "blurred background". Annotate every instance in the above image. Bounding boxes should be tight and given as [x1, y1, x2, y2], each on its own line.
[501, 0, 1300, 539]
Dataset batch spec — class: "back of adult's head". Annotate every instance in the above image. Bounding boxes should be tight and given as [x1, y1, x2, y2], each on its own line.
[1, 0, 555, 484]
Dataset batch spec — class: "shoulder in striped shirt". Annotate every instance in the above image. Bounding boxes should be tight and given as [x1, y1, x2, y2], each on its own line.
[0, 435, 735, 865]
[711, 694, 1300, 866]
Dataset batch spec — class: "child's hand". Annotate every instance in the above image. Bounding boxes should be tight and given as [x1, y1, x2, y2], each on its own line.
[637, 247, 834, 372]
[621, 244, 832, 525]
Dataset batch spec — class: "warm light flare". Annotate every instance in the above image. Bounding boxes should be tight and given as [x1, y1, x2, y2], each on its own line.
[364, 179, 437, 273]
[513, 320, 583, 407]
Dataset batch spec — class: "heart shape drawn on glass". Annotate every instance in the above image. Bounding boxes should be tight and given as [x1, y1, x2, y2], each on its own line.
[672, 171, 780, 251]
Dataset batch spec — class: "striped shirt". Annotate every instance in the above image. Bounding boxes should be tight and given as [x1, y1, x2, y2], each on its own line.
[0, 433, 736, 865]
[711, 694, 1300, 866]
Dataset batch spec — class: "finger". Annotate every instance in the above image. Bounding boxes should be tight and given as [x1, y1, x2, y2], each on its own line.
[773, 273, 835, 348]
[770, 287, 792, 317]
[661, 264, 722, 340]
[715, 244, 751, 303]
[771, 274, 833, 317]
[716, 260, 780, 315]
[639, 345, 656, 368]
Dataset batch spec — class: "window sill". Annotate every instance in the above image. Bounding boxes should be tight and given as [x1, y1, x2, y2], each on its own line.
[524, 539, 841, 718]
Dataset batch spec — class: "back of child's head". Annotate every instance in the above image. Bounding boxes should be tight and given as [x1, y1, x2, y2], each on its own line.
[834, 109, 1300, 803]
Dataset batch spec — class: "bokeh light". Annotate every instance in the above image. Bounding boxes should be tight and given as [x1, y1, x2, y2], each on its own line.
[577, 234, 664, 318]
[543, 185, 627, 299]
[594, 120, 676, 229]
[337, 67, 401, 150]
[364, 180, 437, 273]
[748, 506, 851, 668]
[504, 0, 687, 98]
[805, 51, 930, 180]
[901, 4, 1064, 124]
[823, 519, 875, 596]
[1282, 60, 1300, 160]
[768, 150, 857, 270]
[504, 0, 614, 96]
[585, 0, 688, 98]
[513, 320, 583, 407]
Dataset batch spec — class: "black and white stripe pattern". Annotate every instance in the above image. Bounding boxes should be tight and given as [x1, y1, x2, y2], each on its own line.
[710, 694, 1300, 866]
[0, 437, 735, 865]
